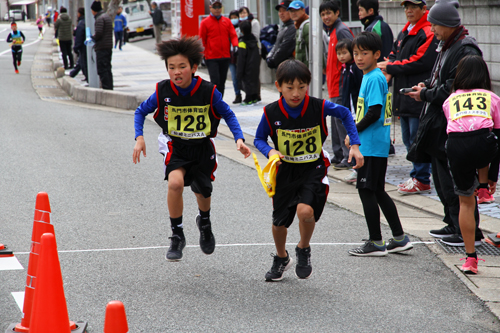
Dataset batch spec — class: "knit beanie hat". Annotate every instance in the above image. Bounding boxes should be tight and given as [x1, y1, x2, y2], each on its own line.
[91, 1, 102, 12]
[427, 0, 461, 27]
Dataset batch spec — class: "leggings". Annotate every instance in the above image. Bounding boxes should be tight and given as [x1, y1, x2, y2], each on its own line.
[358, 188, 404, 241]
[12, 50, 22, 70]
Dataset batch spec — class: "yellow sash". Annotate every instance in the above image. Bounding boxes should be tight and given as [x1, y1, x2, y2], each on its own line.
[253, 153, 280, 197]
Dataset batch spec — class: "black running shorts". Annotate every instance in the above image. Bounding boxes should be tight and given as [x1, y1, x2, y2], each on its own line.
[356, 156, 388, 192]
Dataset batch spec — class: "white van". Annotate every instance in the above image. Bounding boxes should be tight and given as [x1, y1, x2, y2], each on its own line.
[122, 0, 154, 39]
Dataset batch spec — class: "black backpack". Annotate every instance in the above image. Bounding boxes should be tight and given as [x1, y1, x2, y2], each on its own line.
[260, 24, 278, 60]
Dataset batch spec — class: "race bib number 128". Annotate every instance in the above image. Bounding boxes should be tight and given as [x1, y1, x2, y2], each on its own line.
[167, 105, 211, 139]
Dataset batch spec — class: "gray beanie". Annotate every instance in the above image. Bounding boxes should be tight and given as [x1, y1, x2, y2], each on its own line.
[428, 0, 461, 27]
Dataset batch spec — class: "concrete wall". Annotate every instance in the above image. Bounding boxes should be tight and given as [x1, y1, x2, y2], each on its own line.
[380, 0, 500, 94]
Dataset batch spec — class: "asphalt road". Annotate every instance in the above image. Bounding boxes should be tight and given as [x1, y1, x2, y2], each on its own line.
[1, 22, 499, 332]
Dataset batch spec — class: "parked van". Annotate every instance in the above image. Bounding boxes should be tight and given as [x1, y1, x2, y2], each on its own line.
[122, 0, 154, 39]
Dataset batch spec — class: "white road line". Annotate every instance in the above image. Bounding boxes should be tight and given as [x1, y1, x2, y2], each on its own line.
[11, 292, 24, 312]
[0, 256, 24, 270]
[0, 38, 41, 57]
[13, 241, 435, 255]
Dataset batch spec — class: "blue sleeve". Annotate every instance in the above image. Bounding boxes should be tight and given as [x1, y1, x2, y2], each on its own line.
[134, 91, 158, 139]
[212, 89, 245, 142]
[324, 100, 361, 146]
[254, 113, 273, 158]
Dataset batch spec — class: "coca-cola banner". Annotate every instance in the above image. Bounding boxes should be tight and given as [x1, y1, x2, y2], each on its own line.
[181, 0, 205, 37]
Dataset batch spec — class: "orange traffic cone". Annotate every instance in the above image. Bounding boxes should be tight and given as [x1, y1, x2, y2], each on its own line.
[104, 301, 129, 333]
[0, 243, 14, 257]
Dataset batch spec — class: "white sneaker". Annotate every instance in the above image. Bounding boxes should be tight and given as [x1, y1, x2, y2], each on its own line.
[344, 170, 357, 183]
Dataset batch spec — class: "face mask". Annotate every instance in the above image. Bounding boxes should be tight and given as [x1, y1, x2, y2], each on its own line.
[231, 18, 239, 25]
[239, 16, 248, 20]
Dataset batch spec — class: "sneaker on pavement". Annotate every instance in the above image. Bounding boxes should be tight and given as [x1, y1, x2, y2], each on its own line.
[441, 234, 483, 247]
[348, 240, 388, 256]
[387, 235, 413, 253]
[295, 246, 312, 279]
[166, 235, 186, 261]
[477, 188, 495, 204]
[196, 215, 216, 254]
[398, 177, 414, 188]
[265, 252, 293, 281]
[232, 94, 242, 104]
[344, 170, 357, 183]
[397, 179, 431, 195]
[330, 158, 341, 165]
[460, 257, 485, 274]
[333, 161, 351, 170]
[429, 225, 456, 238]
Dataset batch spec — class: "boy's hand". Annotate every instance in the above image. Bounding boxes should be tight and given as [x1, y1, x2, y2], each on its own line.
[489, 180, 497, 195]
[348, 144, 364, 169]
[133, 136, 146, 164]
[268, 149, 284, 166]
[236, 139, 251, 158]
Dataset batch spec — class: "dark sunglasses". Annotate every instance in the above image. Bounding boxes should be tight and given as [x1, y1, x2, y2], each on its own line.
[212, 4, 222, 9]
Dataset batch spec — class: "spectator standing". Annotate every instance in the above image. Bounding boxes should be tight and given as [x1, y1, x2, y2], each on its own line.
[229, 10, 241, 104]
[149, 2, 164, 46]
[237, 20, 260, 106]
[55, 7, 74, 70]
[239, 6, 261, 102]
[378, 0, 438, 195]
[70, 7, 88, 82]
[266, 0, 296, 70]
[199, 0, 239, 98]
[287, 0, 309, 68]
[406, 0, 483, 246]
[357, 0, 393, 61]
[321, 0, 355, 170]
[91, 0, 114, 90]
[45, 9, 52, 27]
[114, 5, 127, 50]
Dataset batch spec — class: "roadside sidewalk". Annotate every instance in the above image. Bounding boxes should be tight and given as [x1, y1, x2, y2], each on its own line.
[38, 30, 500, 318]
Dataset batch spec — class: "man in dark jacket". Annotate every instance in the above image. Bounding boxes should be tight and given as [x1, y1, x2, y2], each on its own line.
[378, 0, 438, 195]
[357, 0, 393, 61]
[149, 2, 164, 45]
[70, 7, 87, 81]
[91, 0, 113, 90]
[266, 0, 295, 69]
[407, 0, 483, 245]
[54, 7, 74, 69]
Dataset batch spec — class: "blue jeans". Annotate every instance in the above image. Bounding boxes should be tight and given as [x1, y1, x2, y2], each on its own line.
[228, 63, 240, 95]
[400, 116, 431, 184]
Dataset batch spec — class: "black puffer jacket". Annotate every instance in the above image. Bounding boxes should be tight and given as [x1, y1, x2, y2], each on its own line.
[386, 11, 439, 118]
[266, 19, 296, 69]
[410, 27, 482, 162]
[237, 34, 260, 97]
[93, 10, 113, 50]
[73, 15, 86, 53]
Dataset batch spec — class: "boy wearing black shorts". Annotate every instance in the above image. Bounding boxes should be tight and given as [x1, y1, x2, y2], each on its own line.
[254, 59, 363, 281]
[6, 22, 25, 74]
[133, 36, 251, 261]
[347, 32, 413, 256]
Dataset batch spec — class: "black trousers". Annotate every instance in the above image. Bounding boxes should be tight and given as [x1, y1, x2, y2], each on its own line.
[96, 49, 113, 90]
[12, 48, 22, 70]
[59, 40, 74, 69]
[205, 58, 230, 98]
[69, 48, 88, 81]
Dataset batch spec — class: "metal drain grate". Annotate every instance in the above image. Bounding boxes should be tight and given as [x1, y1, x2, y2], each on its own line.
[41, 96, 71, 100]
[33, 68, 52, 72]
[34, 85, 59, 89]
[437, 239, 500, 256]
[33, 76, 53, 78]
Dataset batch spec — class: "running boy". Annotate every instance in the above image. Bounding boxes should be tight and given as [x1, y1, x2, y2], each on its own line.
[254, 59, 363, 281]
[347, 32, 413, 256]
[133, 36, 251, 261]
[6, 22, 25, 74]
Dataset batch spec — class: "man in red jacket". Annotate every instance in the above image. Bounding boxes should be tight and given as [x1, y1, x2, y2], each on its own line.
[199, 0, 238, 98]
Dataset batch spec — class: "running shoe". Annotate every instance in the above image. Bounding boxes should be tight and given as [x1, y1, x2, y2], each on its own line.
[477, 188, 495, 204]
[166, 235, 186, 261]
[397, 179, 431, 195]
[265, 252, 293, 281]
[387, 235, 413, 253]
[333, 161, 350, 170]
[441, 234, 483, 247]
[344, 170, 357, 183]
[429, 225, 456, 238]
[15, 69, 19, 74]
[348, 240, 388, 256]
[398, 177, 414, 188]
[295, 246, 312, 279]
[196, 215, 215, 255]
[460, 257, 485, 274]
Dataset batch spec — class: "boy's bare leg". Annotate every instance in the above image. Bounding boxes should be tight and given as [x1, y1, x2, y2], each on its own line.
[459, 195, 476, 254]
[297, 203, 315, 249]
[272, 225, 288, 258]
[167, 168, 186, 218]
[194, 193, 211, 212]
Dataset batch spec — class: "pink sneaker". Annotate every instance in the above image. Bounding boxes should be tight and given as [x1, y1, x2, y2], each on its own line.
[460, 257, 485, 274]
[477, 188, 494, 204]
[397, 179, 431, 195]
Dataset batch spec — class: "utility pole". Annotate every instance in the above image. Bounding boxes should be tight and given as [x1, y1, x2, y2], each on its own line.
[309, 0, 323, 99]
[84, 0, 99, 88]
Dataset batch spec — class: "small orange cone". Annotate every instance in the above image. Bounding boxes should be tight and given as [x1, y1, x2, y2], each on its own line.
[104, 301, 129, 333]
[29, 232, 71, 332]
[0, 243, 14, 257]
